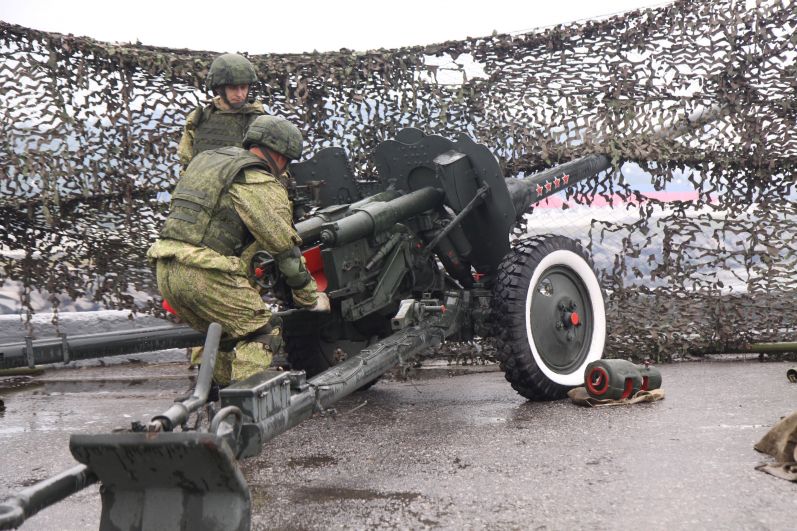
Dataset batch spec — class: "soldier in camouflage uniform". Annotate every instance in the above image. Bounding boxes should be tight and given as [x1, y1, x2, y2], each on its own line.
[177, 53, 266, 170]
[149, 116, 330, 390]
[176, 52, 266, 365]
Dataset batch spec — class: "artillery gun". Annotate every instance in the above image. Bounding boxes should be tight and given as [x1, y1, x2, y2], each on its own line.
[280, 127, 610, 397]
[2, 127, 611, 398]
[0, 127, 613, 529]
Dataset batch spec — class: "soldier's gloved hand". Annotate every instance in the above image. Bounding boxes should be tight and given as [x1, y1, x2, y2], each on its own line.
[309, 292, 330, 313]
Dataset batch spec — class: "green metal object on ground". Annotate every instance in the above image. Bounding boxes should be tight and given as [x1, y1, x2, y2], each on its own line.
[747, 342, 797, 353]
[584, 360, 663, 399]
[637, 364, 663, 391]
[585, 359, 643, 400]
[0, 324, 226, 529]
[71, 432, 250, 531]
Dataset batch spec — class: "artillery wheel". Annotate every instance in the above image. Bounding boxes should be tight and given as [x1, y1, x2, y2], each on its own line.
[491, 235, 606, 400]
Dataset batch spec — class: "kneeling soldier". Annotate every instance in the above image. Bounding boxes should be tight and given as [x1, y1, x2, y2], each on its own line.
[149, 116, 329, 392]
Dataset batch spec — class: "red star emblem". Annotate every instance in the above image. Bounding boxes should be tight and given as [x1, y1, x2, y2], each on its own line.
[544, 181, 552, 192]
[553, 176, 561, 188]
[536, 184, 544, 196]
[562, 174, 570, 185]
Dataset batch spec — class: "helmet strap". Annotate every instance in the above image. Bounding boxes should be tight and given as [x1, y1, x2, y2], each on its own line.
[260, 148, 285, 177]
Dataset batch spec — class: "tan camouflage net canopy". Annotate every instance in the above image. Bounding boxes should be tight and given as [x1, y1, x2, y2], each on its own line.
[1, 0, 795, 359]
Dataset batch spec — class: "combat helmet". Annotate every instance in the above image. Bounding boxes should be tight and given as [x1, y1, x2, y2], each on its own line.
[205, 53, 258, 90]
[244, 116, 303, 160]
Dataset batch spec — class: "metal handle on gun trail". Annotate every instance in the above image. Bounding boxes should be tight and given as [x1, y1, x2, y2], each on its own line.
[149, 322, 222, 431]
[0, 465, 97, 530]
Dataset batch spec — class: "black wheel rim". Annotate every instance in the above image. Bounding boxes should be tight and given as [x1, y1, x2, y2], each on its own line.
[529, 264, 594, 374]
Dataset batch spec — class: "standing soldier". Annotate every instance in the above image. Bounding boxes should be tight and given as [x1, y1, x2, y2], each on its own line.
[151, 116, 329, 394]
[177, 53, 266, 170]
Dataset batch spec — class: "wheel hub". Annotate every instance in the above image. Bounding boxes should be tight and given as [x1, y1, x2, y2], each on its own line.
[557, 297, 581, 331]
[567, 311, 580, 327]
[530, 266, 593, 374]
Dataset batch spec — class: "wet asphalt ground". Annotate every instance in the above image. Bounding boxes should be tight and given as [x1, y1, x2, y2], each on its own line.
[0, 350, 795, 530]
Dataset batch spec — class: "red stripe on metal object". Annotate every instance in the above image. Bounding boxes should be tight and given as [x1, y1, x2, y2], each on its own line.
[586, 366, 609, 396]
[621, 378, 634, 399]
[302, 245, 327, 292]
[532, 191, 719, 208]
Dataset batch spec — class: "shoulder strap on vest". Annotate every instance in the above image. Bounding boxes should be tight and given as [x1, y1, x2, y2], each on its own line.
[215, 147, 271, 185]
[193, 103, 214, 129]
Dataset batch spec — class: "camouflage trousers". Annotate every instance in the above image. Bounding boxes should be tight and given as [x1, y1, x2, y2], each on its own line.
[156, 258, 279, 385]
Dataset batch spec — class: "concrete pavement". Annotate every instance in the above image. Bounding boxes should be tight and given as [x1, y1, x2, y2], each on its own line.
[0, 358, 795, 530]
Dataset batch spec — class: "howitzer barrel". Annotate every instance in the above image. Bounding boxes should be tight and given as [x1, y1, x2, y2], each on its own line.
[503, 104, 724, 220]
[295, 190, 402, 244]
[319, 186, 444, 246]
[505, 154, 611, 221]
[0, 310, 306, 371]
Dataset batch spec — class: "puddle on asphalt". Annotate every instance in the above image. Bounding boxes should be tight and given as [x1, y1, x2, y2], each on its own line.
[702, 423, 769, 430]
[0, 376, 39, 393]
[290, 486, 420, 504]
[0, 425, 27, 436]
[249, 484, 421, 508]
[0, 380, 44, 403]
[29, 378, 189, 395]
[286, 454, 339, 469]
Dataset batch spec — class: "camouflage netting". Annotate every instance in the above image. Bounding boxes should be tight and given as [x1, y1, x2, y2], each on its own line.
[1, 0, 795, 360]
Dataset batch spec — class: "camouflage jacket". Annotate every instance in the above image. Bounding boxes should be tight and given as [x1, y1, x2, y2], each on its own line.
[148, 165, 318, 307]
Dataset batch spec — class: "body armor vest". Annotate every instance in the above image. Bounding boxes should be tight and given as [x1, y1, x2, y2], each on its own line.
[161, 147, 271, 256]
[191, 104, 264, 157]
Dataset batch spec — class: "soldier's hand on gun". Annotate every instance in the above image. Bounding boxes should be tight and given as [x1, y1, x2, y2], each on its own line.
[309, 292, 331, 313]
